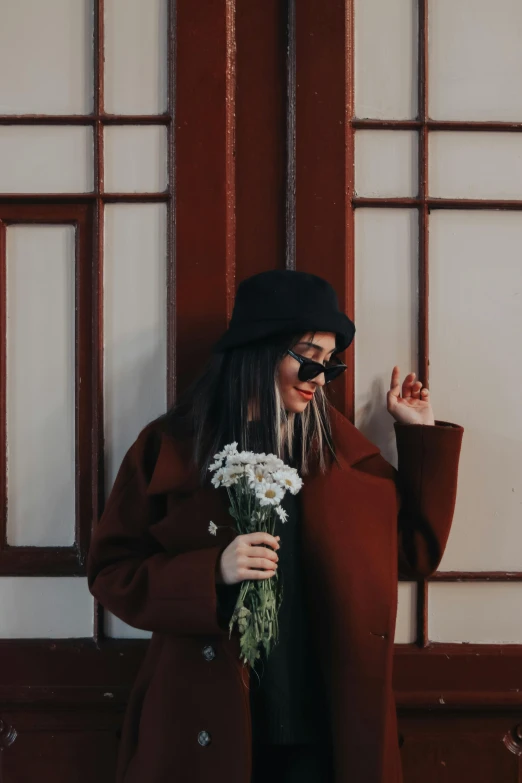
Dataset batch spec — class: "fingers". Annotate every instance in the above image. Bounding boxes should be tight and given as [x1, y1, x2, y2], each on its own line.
[390, 366, 401, 395]
[245, 545, 279, 563]
[243, 531, 280, 550]
[240, 556, 278, 571]
[402, 371, 416, 399]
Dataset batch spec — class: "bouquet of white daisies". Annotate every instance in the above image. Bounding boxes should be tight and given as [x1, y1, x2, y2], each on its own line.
[208, 442, 303, 667]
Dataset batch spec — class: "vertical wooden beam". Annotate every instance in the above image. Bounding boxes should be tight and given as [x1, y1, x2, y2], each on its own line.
[92, 0, 105, 645]
[418, 0, 430, 648]
[235, 0, 287, 280]
[166, 0, 177, 408]
[175, 1, 234, 391]
[285, 0, 297, 270]
[294, 0, 354, 418]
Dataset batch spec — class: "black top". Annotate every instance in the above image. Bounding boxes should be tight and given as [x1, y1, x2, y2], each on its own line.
[216, 427, 331, 746]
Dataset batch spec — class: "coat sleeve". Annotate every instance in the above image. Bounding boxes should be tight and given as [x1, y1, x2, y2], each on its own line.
[356, 420, 464, 579]
[87, 428, 232, 636]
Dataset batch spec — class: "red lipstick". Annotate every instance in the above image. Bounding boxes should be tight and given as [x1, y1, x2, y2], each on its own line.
[295, 388, 314, 400]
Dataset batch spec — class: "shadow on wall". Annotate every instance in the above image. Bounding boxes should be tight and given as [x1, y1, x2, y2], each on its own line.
[355, 374, 398, 469]
[104, 329, 167, 492]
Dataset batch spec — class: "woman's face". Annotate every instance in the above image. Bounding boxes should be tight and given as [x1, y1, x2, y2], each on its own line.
[277, 331, 337, 413]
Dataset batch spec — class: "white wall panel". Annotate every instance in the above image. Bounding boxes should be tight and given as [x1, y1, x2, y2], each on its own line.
[105, 613, 152, 640]
[104, 0, 167, 114]
[429, 211, 522, 571]
[355, 131, 418, 198]
[104, 204, 167, 638]
[104, 126, 168, 193]
[429, 0, 522, 121]
[0, 578, 92, 638]
[430, 583, 522, 644]
[430, 133, 522, 199]
[7, 226, 75, 547]
[0, 127, 93, 193]
[0, 0, 92, 115]
[104, 203, 167, 484]
[395, 582, 417, 644]
[354, 209, 418, 465]
[354, 0, 417, 119]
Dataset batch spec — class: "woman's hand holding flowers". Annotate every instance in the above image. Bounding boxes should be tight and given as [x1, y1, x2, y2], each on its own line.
[217, 532, 280, 585]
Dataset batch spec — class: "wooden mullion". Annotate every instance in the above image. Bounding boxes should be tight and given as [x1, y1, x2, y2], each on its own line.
[92, 0, 105, 644]
[0, 114, 170, 126]
[166, 0, 176, 408]
[100, 114, 172, 125]
[354, 118, 522, 133]
[76, 206, 96, 569]
[92, 193, 105, 646]
[431, 572, 522, 582]
[0, 546, 82, 576]
[417, 0, 430, 648]
[353, 197, 522, 210]
[345, 0, 355, 422]
[0, 193, 169, 204]
[0, 116, 96, 126]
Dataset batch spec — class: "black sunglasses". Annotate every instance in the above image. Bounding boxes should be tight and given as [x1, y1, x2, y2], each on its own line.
[286, 349, 347, 384]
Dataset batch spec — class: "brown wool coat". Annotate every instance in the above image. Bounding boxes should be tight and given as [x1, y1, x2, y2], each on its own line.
[87, 406, 464, 783]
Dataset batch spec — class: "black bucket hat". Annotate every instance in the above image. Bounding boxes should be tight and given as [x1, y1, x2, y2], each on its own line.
[212, 269, 355, 353]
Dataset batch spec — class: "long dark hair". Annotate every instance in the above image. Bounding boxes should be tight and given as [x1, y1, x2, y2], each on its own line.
[166, 332, 340, 485]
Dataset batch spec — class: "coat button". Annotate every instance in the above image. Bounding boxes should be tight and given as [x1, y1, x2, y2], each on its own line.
[198, 731, 211, 746]
[202, 645, 216, 661]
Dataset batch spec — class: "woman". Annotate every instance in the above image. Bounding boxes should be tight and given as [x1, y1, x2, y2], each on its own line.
[87, 269, 464, 783]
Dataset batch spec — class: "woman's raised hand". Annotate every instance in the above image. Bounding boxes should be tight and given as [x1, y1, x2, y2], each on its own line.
[217, 532, 280, 585]
[387, 366, 435, 426]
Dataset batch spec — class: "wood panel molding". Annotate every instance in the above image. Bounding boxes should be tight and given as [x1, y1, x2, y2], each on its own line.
[0, 204, 95, 577]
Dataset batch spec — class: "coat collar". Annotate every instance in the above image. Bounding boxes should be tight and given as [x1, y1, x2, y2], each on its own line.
[327, 405, 381, 471]
[146, 406, 381, 496]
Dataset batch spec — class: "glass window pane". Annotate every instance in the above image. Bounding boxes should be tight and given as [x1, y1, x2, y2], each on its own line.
[104, 126, 168, 193]
[430, 132, 522, 199]
[0, 0, 92, 115]
[429, 211, 522, 571]
[6, 226, 75, 547]
[104, 204, 167, 489]
[355, 131, 418, 198]
[429, 0, 522, 121]
[354, 0, 417, 120]
[395, 582, 417, 644]
[430, 583, 522, 644]
[0, 127, 93, 193]
[104, 0, 168, 114]
[354, 209, 418, 465]
[103, 203, 167, 640]
[0, 578, 92, 638]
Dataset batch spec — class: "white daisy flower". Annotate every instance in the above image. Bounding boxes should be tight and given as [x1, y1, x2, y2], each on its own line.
[221, 465, 247, 486]
[275, 506, 288, 523]
[211, 470, 226, 488]
[208, 521, 218, 536]
[231, 451, 258, 465]
[264, 456, 285, 475]
[255, 481, 285, 506]
[247, 464, 271, 487]
[272, 469, 303, 495]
